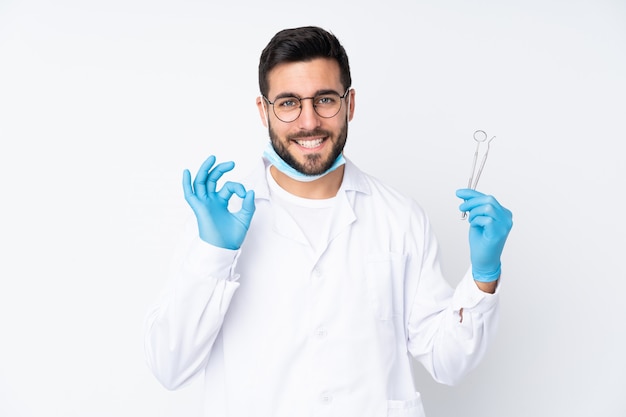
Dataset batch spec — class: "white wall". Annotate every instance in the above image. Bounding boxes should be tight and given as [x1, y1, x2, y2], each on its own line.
[1, 1, 624, 416]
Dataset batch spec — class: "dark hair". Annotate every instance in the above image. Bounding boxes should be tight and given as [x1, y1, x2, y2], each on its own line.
[258, 26, 352, 97]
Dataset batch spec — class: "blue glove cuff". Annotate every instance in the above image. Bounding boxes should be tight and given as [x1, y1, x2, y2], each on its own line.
[472, 264, 501, 282]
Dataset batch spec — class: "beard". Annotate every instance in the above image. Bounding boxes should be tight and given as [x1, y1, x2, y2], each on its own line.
[268, 122, 348, 176]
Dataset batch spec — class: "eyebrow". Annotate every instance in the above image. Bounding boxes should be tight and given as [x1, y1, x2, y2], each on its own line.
[273, 88, 342, 100]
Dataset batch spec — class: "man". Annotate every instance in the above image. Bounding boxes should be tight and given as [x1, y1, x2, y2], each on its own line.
[144, 26, 513, 417]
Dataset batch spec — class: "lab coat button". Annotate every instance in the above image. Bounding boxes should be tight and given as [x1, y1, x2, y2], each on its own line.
[319, 391, 333, 404]
[315, 327, 328, 338]
[312, 268, 322, 279]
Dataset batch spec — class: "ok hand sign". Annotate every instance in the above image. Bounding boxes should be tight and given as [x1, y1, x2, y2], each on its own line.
[183, 155, 256, 250]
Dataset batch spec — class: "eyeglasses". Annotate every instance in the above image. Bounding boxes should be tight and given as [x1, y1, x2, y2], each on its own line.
[262, 89, 350, 123]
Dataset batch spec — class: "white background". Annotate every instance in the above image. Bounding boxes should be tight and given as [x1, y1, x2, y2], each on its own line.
[1, 0, 625, 416]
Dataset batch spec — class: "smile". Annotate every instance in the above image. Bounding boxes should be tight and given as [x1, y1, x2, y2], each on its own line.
[295, 138, 325, 148]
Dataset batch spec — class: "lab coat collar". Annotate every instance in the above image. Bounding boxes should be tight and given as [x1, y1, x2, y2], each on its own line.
[241, 155, 368, 251]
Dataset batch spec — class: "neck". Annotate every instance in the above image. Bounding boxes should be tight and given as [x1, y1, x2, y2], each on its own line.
[270, 164, 345, 199]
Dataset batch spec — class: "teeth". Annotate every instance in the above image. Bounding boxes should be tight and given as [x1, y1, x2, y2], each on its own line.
[296, 138, 324, 148]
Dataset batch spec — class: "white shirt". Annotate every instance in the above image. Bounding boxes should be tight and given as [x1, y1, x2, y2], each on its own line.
[265, 164, 337, 254]
[144, 157, 499, 417]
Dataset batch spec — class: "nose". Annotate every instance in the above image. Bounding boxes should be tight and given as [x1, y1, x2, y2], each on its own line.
[296, 98, 321, 129]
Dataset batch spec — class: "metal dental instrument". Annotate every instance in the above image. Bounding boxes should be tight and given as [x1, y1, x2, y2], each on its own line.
[462, 130, 496, 219]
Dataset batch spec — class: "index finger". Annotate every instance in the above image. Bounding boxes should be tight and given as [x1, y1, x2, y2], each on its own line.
[456, 188, 486, 200]
[206, 161, 236, 193]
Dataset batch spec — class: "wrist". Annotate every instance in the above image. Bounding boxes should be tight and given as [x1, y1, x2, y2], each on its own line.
[474, 279, 498, 294]
[472, 263, 501, 282]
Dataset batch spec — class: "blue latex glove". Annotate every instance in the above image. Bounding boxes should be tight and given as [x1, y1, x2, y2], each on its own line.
[457, 188, 513, 282]
[183, 155, 256, 250]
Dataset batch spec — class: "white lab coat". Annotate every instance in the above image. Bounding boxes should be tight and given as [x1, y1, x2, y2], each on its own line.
[144, 157, 499, 417]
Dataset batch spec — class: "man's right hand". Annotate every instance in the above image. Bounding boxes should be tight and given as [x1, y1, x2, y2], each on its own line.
[183, 155, 256, 250]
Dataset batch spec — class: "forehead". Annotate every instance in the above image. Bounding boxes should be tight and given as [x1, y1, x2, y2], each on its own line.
[266, 58, 342, 97]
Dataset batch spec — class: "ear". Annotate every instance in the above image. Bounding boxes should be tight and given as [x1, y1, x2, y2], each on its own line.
[256, 96, 268, 127]
[347, 89, 356, 122]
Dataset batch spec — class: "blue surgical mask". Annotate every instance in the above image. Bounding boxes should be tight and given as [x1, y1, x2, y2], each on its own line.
[262, 142, 345, 182]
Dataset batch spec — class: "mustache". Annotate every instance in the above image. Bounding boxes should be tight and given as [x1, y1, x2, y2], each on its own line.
[287, 129, 332, 140]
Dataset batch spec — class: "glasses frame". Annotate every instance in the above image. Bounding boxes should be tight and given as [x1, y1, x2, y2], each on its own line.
[262, 88, 350, 123]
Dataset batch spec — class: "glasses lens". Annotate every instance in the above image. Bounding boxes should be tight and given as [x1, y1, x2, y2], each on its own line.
[314, 93, 342, 118]
[273, 97, 301, 122]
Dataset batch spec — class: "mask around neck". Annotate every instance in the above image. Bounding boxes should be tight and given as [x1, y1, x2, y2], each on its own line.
[262, 142, 345, 183]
